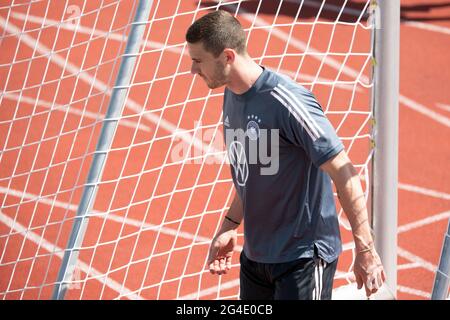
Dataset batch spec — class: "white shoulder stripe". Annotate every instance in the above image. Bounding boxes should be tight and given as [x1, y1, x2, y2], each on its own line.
[277, 83, 325, 136]
[273, 86, 320, 140]
[270, 91, 318, 141]
[272, 86, 321, 140]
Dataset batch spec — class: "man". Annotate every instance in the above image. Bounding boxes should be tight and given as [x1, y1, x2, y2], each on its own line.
[185, 10, 385, 300]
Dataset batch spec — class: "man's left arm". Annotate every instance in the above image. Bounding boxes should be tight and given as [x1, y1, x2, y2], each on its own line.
[320, 149, 386, 297]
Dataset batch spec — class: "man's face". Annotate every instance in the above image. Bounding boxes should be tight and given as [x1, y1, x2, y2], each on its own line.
[187, 42, 228, 89]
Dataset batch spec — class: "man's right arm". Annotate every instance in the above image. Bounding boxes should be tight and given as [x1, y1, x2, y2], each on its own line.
[208, 192, 243, 275]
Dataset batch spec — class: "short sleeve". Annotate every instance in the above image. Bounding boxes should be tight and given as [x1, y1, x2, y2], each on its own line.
[273, 84, 344, 167]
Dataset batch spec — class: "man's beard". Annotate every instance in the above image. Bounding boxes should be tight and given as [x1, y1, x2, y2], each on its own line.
[205, 61, 227, 89]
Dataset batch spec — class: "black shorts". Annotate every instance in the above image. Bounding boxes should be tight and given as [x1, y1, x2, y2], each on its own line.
[239, 250, 338, 300]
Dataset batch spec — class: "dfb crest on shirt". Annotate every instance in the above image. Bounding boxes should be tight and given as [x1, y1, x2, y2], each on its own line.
[246, 114, 261, 141]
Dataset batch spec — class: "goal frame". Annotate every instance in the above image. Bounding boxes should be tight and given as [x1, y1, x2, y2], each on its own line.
[52, 0, 400, 300]
[0, 0, 399, 300]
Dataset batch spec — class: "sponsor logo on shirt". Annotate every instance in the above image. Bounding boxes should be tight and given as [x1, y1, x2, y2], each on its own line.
[228, 141, 249, 186]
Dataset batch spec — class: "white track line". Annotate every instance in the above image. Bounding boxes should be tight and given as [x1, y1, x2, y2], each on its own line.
[397, 285, 431, 299]
[226, 1, 450, 129]
[0, 186, 211, 244]
[338, 244, 438, 274]
[0, 185, 244, 300]
[399, 183, 450, 201]
[177, 279, 240, 300]
[398, 262, 423, 270]
[6, 188, 437, 301]
[399, 95, 450, 128]
[293, 0, 365, 17]
[7, 12, 184, 56]
[398, 210, 450, 234]
[1, 184, 446, 298]
[233, 3, 369, 83]
[277, 69, 363, 92]
[6, 6, 448, 144]
[6, 12, 357, 92]
[0, 17, 222, 161]
[436, 103, 450, 112]
[0, 210, 144, 300]
[179, 244, 440, 300]
[1, 92, 151, 132]
[397, 247, 437, 273]
[180, 270, 358, 300]
[402, 20, 450, 36]
[3, 4, 448, 300]
[0, 186, 244, 251]
[293, 0, 450, 36]
[4, 183, 447, 255]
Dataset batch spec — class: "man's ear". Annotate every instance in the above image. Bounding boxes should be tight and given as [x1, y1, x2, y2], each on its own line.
[222, 48, 236, 64]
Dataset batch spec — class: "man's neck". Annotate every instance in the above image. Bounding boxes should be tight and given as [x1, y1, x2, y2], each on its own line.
[226, 59, 263, 95]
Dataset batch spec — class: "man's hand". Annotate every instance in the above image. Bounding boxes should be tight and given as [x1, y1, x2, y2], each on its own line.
[353, 248, 386, 297]
[320, 151, 386, 298]
[207, 229, 237, 275]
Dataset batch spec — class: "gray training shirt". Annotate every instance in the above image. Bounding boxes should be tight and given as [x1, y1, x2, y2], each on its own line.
[223, 67, 344, 264]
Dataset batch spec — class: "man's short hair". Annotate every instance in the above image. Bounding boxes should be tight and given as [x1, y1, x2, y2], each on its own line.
[185, 10, 247, 57]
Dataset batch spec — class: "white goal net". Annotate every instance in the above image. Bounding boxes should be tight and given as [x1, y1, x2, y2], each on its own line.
[0, 0, 376, 299]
